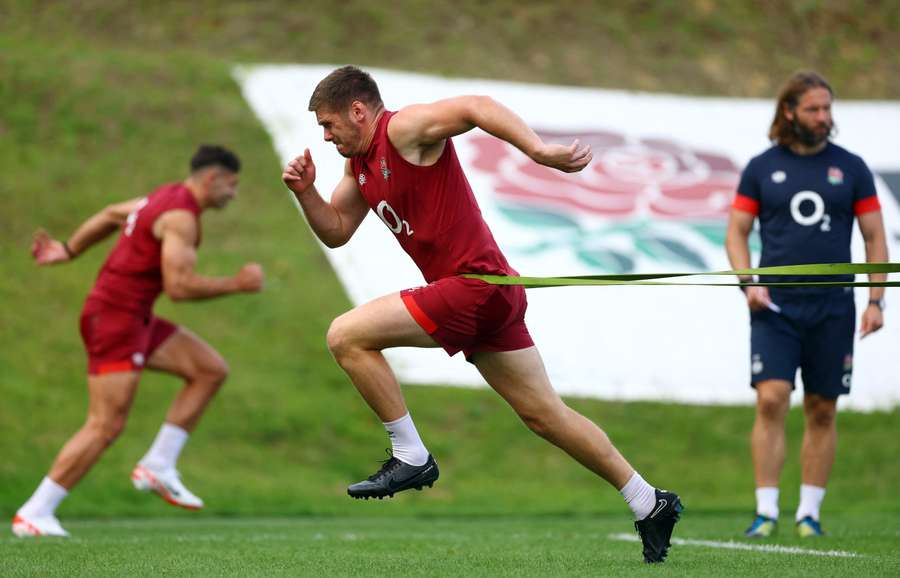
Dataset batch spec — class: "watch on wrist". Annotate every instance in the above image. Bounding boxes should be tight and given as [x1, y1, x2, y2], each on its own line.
[869, 298, 885, 311]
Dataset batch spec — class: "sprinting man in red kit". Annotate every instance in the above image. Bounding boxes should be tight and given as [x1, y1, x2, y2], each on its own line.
[282, 66, 682, 564]
[14, 145, 263, 537]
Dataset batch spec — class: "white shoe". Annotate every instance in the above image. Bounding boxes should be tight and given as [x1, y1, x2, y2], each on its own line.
[131, 464, 204, 510]
[12, 513, 70, 537]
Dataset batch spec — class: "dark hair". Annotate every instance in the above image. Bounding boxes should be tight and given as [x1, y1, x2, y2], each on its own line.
[190, 145, 241, 173]
[308, 65, 383, 113]
[769, 71, 834, 146]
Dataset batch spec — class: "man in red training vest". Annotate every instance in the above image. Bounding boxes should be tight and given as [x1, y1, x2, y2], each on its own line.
[282, 66, 682, 564]
[13, 145, 263, 538]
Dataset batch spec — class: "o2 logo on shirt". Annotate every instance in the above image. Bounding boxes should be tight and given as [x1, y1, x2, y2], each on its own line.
[789, 190, 831, 232]
[124, 198, 150, 237]
[376, 200, 414, 237]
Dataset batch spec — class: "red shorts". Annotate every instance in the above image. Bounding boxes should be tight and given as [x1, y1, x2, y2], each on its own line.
[401, 276, 534, 360]
[79, 299, 177, 375]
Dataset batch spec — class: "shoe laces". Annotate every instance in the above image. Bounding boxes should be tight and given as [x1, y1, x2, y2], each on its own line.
[367, 449, 402, 482]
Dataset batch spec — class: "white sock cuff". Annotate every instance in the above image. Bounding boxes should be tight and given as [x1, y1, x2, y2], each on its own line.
[42, 476, 68, 496]
[19, 476, 69, 518]
[620, 472, 657, 520]
[160, 422, 189, 441]
[140, 423, 190, 471]
[382, 413, 412, 427]
[382, 412, 429, 466]
[755, 486, 780, 519]
[796, 484, 826, 521]
[620, 472, 645, 495]
[800, 484, 826, 496]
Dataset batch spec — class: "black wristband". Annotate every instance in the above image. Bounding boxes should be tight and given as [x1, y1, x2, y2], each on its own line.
[62, 241, 76, 259]
[738, 276, 752, 293]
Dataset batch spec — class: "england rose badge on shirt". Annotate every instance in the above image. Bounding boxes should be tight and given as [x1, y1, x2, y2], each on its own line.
[828, 166, 843, 185]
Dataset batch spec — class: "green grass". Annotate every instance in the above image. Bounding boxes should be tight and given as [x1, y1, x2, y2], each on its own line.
[1, 2, 899, 575]
[4, 514, 898, 577]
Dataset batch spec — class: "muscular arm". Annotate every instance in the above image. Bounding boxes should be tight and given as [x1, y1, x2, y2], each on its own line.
[388, 95, 592, 172]
[31, 197, 144, 265]
[158, 210, 262, 301]
[283, 154, 370, 248]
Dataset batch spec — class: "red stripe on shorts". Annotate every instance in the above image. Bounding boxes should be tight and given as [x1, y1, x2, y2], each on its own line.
[95, 360, 135, 375]
[401, 293, 438, 334]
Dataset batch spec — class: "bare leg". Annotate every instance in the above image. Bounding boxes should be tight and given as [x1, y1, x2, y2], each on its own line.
[327, 293, 438, 422]
[751, 380, 792, 487]
[473, 347, 634, 489]
[800, 393, 837, 487]
[48, 371, 140, 489]
[146, 327, 229, 432]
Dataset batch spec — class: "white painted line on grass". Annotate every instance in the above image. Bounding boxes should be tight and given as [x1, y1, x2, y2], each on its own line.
[608, 533, 862, 558]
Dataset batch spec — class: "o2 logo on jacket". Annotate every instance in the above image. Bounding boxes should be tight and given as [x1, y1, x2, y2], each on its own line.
[790, 190, 831, 232]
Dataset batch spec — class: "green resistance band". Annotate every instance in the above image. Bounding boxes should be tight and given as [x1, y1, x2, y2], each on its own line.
[463, 263, 900, 289]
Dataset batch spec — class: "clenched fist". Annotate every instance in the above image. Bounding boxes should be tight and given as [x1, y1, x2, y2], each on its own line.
[282, 149, 317, 195]
[236, 263, 264, 293]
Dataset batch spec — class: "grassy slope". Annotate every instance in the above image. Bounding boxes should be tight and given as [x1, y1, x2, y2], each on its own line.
[3, 0, 899, 99]
[0, 1, 898, 524]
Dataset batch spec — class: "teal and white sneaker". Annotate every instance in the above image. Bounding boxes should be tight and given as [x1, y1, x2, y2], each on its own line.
[796, 516, 824, 537]
[744, 514, 777, 538]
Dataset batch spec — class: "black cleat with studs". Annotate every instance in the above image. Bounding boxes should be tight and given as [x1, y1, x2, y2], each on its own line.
[633, 489, 684, 563]
[348, 453, 439, 500]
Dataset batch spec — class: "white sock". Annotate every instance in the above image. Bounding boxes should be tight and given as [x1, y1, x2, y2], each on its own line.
[796, 484, 826, 522]
[18, 477, 68, 518]
[140, 423, 189, 471]
[755, 486, 780, 519]
[384, 413, 429, 466]
[620, 472, 657, 520]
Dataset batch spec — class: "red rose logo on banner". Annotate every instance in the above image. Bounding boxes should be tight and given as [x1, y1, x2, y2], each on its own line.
[469, 130, 739, 220]
[467, 130, 746, 272]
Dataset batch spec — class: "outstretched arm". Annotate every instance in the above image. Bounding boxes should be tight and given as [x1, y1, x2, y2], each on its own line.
[31, 197, 144, 265]
[158, 210, 264, 301]
[388, 95, 592, 173]
[282, 152, 370, 248]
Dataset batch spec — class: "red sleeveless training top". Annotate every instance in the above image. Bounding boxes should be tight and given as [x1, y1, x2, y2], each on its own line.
[88, 183, 201, 316]
[350, 111, 515, 283]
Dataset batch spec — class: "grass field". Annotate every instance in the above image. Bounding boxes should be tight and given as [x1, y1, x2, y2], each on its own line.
[1, 1, 899, 575]
[4, 513, 899, 577]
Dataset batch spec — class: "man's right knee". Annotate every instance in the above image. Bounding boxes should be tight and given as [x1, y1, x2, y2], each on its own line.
[756, 381, 791, 421]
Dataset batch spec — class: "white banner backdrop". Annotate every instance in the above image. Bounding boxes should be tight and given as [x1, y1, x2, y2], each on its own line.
[235, 65, 900, 411]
